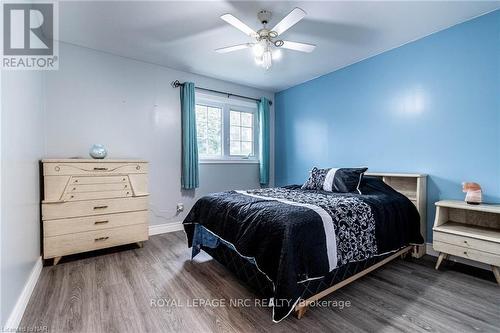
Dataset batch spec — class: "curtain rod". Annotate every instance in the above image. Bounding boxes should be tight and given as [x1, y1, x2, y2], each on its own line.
[171, 80, 272, 106]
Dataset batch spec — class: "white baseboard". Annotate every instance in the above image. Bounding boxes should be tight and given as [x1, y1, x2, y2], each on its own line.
[149, 221, 183, 236]
[425, 243, 490, 270]
[4, 256, 43, 330]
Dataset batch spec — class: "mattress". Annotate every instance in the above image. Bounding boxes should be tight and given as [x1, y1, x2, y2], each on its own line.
[184, 176, 423, 321]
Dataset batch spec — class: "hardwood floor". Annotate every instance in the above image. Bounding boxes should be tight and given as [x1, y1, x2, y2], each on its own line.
[20, 232, 499, 333]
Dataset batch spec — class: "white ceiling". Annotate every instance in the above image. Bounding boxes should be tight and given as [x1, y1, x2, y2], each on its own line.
[59, 1, 500, 92]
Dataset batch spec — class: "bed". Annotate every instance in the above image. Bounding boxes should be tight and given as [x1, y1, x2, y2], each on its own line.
[183, 172, 426, 322]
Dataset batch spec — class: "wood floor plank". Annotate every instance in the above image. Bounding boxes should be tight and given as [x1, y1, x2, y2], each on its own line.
[19, 232, 500, 333]
[20, 263, 66, 330]
[54, 260, 99, 333]
[359, 267, 499, 332]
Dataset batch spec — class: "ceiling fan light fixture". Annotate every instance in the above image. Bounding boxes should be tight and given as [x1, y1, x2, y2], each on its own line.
[252, 41, 265, 57]
[254, 55, 263, 66]
[262, 50, 272, 70]
[274, 40, 284, 47]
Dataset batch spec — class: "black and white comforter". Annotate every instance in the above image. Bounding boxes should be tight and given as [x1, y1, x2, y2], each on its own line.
[183, 177, 423, 322]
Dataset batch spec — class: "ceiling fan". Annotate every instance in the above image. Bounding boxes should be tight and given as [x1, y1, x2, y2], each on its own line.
[216, 8, 316, 70]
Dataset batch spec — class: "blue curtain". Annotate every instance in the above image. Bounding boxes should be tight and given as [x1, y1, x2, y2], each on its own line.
[258, 97, 270, 186]
[180, 82, 199, 189]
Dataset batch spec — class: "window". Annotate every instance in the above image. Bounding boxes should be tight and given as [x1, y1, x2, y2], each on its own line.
[196, 104, 222, 157]
[195, 94, 258, 162]
[230, 110, 254, 156]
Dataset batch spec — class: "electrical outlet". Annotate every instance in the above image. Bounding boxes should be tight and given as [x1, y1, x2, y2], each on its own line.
[176, 203, 184, 212]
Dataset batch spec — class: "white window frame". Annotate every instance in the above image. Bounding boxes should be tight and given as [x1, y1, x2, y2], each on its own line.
[196, 92, 259, 164]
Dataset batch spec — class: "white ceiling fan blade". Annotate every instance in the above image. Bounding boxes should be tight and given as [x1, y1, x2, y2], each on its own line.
[221, 14, 257, 37]
[272, 7, 306, 36]
[281, 41, 316, 53]
[215, 43, 251, 54]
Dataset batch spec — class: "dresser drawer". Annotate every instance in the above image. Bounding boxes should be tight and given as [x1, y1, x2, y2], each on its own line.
[68, 183, 130, 192]
[42, 196, 148, 220]
[44, 162, 148, 176]
[62, 189, 133, 201]
[44, 174, 148, 202]
[433, 241, 500, 266]
[43, 210, 148, 237]
[71, 176, 129, 185]
[434, 231, 500, 255]
[44, 224, 148, 258]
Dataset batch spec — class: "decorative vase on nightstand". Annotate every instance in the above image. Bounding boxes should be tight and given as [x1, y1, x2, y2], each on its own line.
[89, 144, 107, 159]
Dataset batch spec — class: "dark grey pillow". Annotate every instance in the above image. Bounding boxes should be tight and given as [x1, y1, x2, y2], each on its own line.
[302, 167, 368, 194]
[324, 167, 368, 194]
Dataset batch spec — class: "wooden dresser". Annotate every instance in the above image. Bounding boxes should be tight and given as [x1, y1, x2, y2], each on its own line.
[41, 159, 149, 265]
[433, 200, 500, 284]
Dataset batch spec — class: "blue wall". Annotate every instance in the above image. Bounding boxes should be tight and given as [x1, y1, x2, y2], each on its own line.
[275, 10, 500, 241]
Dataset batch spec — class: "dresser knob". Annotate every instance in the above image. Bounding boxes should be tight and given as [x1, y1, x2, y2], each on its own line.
[136, 166, 140, 170]
[464, 240, 468, 244]
[463, 251, 467, 255]
[55, 166, 60, 172]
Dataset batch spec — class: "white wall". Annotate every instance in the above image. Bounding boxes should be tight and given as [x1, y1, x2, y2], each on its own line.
[0, 42, 273, 324]
[44, 43, 275, 225]
[1, 70, 44, 326]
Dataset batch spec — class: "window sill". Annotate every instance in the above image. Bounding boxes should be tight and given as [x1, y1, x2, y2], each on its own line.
[200, 159, 259, 165]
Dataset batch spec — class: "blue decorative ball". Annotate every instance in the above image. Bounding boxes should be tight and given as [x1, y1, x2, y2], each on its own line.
[89, 144, 107, 159]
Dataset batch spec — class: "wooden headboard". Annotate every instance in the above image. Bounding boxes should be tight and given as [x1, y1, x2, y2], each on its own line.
[366, 172, 427, 257]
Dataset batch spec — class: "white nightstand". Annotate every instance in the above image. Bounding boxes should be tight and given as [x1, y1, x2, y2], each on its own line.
[433, 200, 500, 285]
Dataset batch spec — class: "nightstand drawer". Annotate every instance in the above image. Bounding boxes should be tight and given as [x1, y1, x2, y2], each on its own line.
[44, 224, 148, 258]
[44, 162, 148, 176]
[433, 241, 500, 266]
[434, 231, 500, 255]
[43, 210, 148, 237]
[42, 196, 148, 220]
